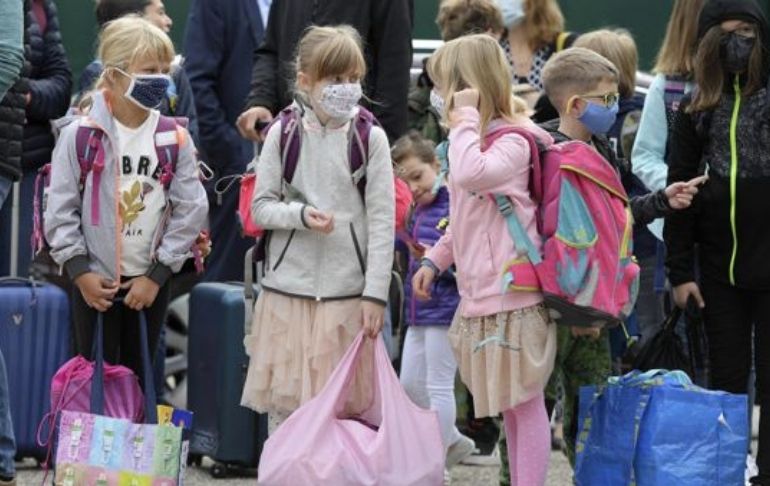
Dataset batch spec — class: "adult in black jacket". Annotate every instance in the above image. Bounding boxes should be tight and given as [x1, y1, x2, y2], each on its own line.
[236, 0, 413, 142]
[665, 1, 770, 483]
[0, 0, 71, 277]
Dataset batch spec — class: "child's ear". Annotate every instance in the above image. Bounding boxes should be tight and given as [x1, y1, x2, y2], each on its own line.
[565, 95, 583, 116]
[297, 71, 311, 91]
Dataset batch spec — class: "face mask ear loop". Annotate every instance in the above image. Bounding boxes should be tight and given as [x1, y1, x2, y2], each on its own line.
[565, 95, 580, 116]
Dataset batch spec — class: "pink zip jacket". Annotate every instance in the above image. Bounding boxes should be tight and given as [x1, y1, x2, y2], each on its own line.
[425, 107, 554, 318]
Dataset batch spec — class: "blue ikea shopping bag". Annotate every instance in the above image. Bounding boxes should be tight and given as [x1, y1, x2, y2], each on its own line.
[575, 370, 748, 486]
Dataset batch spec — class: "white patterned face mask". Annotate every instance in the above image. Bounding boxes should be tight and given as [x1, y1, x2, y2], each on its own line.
[317, 82, 363, 120]
[430, 89, 445, 118]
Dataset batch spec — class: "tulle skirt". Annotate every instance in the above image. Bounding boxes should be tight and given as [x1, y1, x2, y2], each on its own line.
[448, 304, 557, 417]
[241, 290, 373, 415]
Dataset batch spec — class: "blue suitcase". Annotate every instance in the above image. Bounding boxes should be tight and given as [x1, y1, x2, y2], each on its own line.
[0, 278, 71, 460]
[187, 280, 267, 478]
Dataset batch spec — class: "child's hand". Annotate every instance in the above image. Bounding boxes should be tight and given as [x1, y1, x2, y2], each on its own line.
[122, 276, 160, 311]
[196, 231, 212, 259]
[673, 281, 705, 309]
[361, 300, 385, 338]
[75, 273, 119, 312]
[664, 175, 708, 210]
[571, 326, 602, 340]
[453, 89, 480, 110]
[412, 265, 436, 301]
[304, 207, 335, 234]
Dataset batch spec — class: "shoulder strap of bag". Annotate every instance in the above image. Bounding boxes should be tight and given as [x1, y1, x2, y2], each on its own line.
[349, 106, 377, 201]
[75, 123, 105, 188]
[90, 300, 157, 423]
[483, 127, 543, 264]
[154, 115, 184, 190]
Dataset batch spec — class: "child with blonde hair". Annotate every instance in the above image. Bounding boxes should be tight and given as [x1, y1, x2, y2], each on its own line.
[240, 25, 394, 431]
[45, 16, 208, 382]
[413, 33, 557, 485]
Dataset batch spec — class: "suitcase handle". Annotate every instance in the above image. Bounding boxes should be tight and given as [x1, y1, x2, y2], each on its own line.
[90, 298, 158, 424]
[0, 277, 39, 304]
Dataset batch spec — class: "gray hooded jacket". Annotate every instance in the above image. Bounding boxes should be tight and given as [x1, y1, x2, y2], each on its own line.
[44, 91, 208, 285]
[254, 105, 395, 304]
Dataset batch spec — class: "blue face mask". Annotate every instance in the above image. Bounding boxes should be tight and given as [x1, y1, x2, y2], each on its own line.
[495, 0, 525, 29]
[116, 68, 170, 110]
[578, 100, 619, 135]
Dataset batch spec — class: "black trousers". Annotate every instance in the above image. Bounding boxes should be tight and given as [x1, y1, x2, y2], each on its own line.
[71, 281, 170, 390]
[701, 276, 770, 483]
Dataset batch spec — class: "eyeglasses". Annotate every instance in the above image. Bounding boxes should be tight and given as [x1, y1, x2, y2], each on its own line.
[580, 92, 620, 108]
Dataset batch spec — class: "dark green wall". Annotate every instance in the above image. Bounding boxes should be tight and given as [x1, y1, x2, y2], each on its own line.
[60, 1, 770, 82]
[58, 1, 191, 84]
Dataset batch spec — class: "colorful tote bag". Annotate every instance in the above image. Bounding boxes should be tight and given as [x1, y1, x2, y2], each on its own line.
[54, 307, 184, 485]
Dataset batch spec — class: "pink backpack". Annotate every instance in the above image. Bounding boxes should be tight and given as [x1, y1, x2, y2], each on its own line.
[485, 127, 640, 328]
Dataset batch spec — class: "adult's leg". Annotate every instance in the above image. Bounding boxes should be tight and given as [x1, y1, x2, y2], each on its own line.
[751, 288, 770, 484]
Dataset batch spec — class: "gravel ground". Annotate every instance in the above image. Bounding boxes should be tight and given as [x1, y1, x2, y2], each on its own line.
[16, 452, 574, 485]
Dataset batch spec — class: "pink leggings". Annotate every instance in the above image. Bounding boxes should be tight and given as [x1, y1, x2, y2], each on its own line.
[502, 393, 550, 486]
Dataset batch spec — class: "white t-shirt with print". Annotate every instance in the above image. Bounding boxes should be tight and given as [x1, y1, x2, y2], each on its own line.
[115, 110, 167, 277]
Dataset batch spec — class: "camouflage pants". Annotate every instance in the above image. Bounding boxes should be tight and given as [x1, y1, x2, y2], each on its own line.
[499, 326, 611, 484]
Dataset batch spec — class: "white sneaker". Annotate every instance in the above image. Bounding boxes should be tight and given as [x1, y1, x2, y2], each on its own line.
[443, 468, 452, 486]
[459, 444, 502, 467]
[746, 454, 759, 485]
[446, 434, 476, 468]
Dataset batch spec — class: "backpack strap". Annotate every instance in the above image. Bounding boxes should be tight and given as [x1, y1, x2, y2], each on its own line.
[349, 107, 378, 201]
[154, 115, 184, 190]
[278, 106, 303, 187]
[482, 126, 544, 264]
[75, 123, 106, 226]
[278, 105, 377, 200]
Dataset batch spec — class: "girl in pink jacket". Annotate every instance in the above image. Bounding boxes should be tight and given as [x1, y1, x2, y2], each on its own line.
[413, 34, 557, 486]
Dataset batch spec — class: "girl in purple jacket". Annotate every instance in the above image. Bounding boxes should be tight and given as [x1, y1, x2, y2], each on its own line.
[392, 132, 475, 471]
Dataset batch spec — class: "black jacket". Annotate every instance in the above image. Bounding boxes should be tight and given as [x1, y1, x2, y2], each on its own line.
[541, 119, 671, 228]
[0, 73, 28, 182]
[245, 0, 413, 141]
[23, 0, 71, 171]
[665, 0, 770, 289]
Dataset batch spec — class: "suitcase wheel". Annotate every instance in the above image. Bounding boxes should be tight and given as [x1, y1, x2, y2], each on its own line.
[211, 462, 228, 479]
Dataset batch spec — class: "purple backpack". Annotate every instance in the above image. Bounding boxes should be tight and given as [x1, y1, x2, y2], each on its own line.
[32, 116, 205, 272]
[253, 105, 379, 261]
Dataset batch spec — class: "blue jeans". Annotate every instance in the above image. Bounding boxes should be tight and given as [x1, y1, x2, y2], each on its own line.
[0, 349, 15, 479]
[0, 175, 16, 478]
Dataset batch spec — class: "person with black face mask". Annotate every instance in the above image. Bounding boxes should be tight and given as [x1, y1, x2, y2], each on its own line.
[665, 0, 770, 483]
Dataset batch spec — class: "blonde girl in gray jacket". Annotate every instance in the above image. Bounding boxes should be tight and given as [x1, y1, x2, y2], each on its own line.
[44, 17, 208, 382]
[240, 26, 395, 430]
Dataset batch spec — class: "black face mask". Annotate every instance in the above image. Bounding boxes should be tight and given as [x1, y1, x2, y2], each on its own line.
[721, 32, 756, 73]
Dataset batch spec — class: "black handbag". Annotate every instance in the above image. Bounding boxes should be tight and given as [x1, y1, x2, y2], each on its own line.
[631, 307, 693, 376]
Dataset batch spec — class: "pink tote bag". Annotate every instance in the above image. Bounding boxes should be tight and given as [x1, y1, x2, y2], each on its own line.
[258, 332, 444, 485]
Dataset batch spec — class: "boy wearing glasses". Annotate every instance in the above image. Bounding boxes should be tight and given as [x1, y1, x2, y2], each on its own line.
[537, 47, 705, 465]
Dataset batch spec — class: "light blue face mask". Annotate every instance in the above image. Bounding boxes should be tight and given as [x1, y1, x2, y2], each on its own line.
[495, 0, 526, 29]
